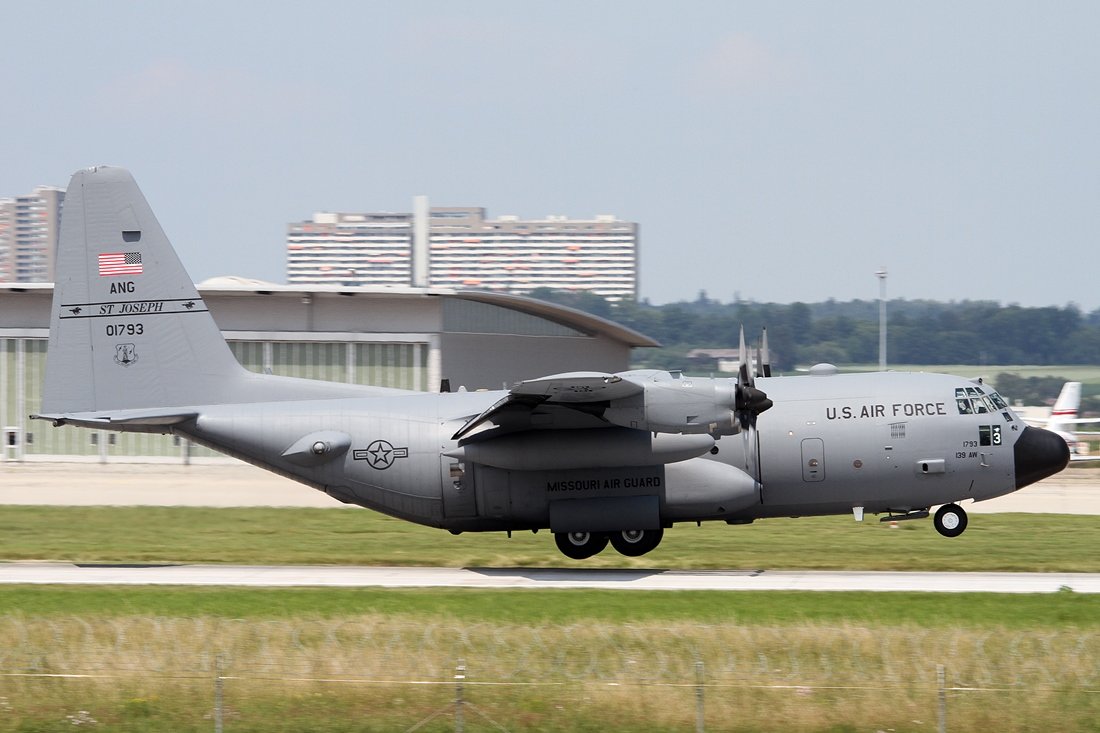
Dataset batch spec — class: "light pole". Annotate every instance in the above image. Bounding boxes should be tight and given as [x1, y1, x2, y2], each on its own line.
[875, 267, 887, 370]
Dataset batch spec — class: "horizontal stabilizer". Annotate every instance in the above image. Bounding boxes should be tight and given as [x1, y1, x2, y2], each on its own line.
[31, 409, 199, 429]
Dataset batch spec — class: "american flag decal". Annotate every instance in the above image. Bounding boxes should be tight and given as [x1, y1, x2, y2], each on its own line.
[98, 252, 143, 276]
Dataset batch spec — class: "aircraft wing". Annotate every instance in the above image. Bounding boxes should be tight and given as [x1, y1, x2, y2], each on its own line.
[452, 372, 643, 439]
[509, 371, 646, 402]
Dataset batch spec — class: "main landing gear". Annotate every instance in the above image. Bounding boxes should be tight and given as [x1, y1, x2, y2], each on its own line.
[933, 503, 968, 538]
[554, 528, 664, 559]
[554, 531, 608, 560]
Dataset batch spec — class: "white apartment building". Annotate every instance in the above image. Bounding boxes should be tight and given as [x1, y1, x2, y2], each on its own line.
[286, 211, 413, 286]
[287, 199, 638, 301]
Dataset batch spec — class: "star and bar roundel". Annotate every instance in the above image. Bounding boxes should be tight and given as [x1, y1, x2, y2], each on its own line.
[353, 440, 410, 470]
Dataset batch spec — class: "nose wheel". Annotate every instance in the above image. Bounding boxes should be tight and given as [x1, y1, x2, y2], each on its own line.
[933, 503, 968, 538]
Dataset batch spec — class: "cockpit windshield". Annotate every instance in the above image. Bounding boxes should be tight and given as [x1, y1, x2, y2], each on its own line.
[955, 386, 1009, 415]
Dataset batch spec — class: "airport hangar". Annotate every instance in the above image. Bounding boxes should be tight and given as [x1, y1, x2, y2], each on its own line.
[0, 279, 657, 463]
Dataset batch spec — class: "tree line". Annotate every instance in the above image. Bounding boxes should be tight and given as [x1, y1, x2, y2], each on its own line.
[527, 288, 1100, 373]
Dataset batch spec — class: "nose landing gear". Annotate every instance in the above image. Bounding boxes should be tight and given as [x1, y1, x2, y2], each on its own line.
[933, 503, 968, 538]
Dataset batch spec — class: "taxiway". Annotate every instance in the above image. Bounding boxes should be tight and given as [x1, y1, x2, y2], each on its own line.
[1, 563, 1098, 593]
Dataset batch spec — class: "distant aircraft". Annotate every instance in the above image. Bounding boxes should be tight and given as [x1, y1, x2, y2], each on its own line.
[33, 167, 1071, 559]
[1024, 382, 1100, 460]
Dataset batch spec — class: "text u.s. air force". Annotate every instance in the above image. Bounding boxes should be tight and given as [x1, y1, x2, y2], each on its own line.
[826, 402, 948, 420]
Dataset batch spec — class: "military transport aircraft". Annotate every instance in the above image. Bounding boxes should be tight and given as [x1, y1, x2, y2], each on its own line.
[34, 166, 1071, 559]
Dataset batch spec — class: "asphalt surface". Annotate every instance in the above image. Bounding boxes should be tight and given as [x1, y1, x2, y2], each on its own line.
[3, 460, 1100, 513]
[1, 563, 1098, 593]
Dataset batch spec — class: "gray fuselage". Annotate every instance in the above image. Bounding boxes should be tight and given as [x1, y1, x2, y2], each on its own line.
[175, 369, 1056, 534]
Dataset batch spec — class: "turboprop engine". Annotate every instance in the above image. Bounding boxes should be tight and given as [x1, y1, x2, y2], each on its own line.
[601, 370, 772, 436]
[490, 368, 773, 440]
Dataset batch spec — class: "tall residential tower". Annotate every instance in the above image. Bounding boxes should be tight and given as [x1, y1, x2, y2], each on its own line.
[0, 186, 65, 283]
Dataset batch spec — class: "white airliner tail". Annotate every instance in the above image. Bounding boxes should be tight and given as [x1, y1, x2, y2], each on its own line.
[1048, 381, 1083, 433]
[1025, 381, 1100, 461]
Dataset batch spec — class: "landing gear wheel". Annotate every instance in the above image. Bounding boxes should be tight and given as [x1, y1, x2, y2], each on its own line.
[554, 531, 609, 560]
[933, 504, 968, 538]
[609, 528, 664, 557]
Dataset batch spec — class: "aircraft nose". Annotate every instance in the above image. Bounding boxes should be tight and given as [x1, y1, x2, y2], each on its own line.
[1014, 426, 1071, 489]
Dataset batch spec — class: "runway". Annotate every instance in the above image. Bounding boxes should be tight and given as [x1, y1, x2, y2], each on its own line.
[2, 562, 1098, 593]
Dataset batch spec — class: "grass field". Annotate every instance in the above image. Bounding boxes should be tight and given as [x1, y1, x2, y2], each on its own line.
[3, 505, 1100, 571]
[1, 588, 1098, 732]
[4, 585, 1100, 626]
[4, 506, 1100, 730]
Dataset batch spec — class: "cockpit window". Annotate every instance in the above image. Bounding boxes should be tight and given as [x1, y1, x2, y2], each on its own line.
[955, 386, 1010, 415]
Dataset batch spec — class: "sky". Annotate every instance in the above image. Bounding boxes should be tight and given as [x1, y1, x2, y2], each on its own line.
[3, 1, 1098, 310]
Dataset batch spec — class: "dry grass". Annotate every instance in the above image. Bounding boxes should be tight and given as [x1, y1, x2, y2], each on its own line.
[2, 615, 1098, 731]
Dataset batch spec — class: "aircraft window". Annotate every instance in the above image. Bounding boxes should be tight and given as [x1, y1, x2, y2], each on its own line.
[955, 387, 999, 414]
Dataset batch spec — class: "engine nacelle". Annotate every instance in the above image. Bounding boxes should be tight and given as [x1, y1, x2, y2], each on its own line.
[604, 371, 740, 436]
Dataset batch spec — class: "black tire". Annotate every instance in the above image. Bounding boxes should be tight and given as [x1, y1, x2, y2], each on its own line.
[933, 504, 968, 538]
[554, 531, 609, 560]
[609, 528, 664, 557]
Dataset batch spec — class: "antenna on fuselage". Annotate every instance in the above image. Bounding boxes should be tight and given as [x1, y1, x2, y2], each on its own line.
[760, 327, 772, 378]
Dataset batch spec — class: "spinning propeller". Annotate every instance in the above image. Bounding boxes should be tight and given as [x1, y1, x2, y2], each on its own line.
[735, 326, 773, 430]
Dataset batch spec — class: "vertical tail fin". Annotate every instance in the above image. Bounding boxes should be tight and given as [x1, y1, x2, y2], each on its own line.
[42, 166, 249, 413]
[1048, 381, 1082, 431]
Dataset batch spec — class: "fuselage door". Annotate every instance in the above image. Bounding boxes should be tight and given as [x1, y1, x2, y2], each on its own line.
[441, 454, 478, 517]
[801, 438, 825, 482]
